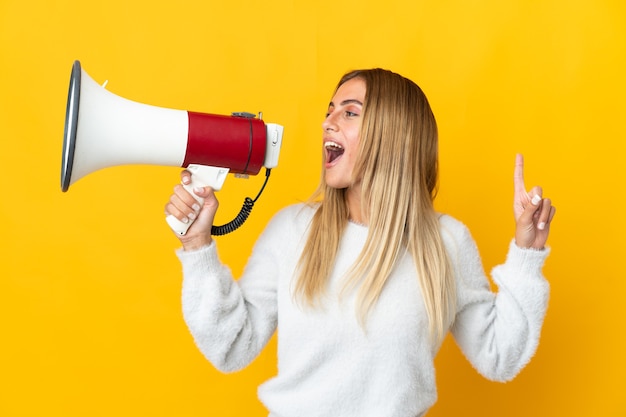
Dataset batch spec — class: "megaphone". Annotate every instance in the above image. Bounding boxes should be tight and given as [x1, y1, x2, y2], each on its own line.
[61, 60, 284, 236]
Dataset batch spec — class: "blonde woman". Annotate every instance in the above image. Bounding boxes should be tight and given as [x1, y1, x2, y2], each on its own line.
[165, 68, 556, 417]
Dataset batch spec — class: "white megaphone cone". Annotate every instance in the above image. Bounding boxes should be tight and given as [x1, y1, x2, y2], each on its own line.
[61, 60, 284, 235]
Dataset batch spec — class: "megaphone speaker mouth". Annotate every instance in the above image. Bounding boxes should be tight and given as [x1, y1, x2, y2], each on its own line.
[61, 60, 81, 192]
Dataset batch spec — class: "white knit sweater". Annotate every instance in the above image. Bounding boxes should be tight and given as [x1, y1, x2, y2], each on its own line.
[177, 203, 550, 417]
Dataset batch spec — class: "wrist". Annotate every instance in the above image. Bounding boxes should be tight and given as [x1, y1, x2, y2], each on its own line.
[515, 240, 545, 251]
[180, 234, 213, 251]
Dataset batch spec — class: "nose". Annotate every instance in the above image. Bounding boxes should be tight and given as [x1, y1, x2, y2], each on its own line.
[322, 112, 338, 132]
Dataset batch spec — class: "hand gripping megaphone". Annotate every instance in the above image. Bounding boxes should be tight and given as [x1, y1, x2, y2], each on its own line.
[61, 60, 284, 236]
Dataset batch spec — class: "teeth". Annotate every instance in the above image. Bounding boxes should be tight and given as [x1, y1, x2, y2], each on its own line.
[324, 141, 344, 150]
[325, 141, 345, 164]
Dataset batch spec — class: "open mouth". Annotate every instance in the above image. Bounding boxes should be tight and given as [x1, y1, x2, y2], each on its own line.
[325, 141, 345, 164]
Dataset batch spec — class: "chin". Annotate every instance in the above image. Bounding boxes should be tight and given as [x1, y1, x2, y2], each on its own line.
[324, 176, 351, 190]
[324, 166, 355, 190]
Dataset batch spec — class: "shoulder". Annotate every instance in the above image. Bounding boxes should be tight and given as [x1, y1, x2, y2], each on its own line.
[438, 213, 473, 246]
[437, 213, 481, 266]
[268, 202, 317, 227]
[259, 202, 318, 241]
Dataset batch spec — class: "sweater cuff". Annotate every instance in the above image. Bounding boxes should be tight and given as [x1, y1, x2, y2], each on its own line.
[175, 241, 221, 272]
[498, 239, 551, 278]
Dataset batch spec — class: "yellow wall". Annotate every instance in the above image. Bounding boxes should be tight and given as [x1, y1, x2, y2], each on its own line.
[1, 0, 624, 415]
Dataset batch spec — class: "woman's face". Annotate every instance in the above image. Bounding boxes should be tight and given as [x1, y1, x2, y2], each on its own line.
[322, 77, 366, 189]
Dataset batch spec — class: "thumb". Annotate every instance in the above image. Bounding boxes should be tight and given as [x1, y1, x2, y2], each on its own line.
[184, 187, 219, 236]
[515, 195, 542, 247]
[519, 193, 543, 226]
[191, 185, 214, 199]
[193, 186, 219, 214]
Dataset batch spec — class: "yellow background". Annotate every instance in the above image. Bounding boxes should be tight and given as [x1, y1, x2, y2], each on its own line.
[1, 0, 624, 416]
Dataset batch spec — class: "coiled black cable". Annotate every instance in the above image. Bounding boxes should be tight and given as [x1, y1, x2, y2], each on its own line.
[211, 168, 272, 236]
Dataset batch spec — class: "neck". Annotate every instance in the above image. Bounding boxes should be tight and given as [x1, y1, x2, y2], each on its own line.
[346, 182, 367, 225]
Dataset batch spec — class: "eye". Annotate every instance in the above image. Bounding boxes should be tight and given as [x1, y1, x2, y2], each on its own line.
[345, 111, 358, 117]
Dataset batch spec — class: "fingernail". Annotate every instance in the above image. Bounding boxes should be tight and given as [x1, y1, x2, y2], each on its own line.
[192, 203, 201, 212]
[531, 195, 542, 206]
[182, 177, 191, 185]
[188, 212, 197, 221]
[538, 222, 546, 230]
[193, 187, 204, 194]
[181, 217, 189, 224]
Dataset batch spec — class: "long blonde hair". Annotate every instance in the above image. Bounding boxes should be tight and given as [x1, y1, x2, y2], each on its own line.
[295, 69, 456, 344]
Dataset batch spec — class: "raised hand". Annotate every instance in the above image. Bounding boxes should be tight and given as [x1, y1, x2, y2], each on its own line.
[513, 154, 556, 249]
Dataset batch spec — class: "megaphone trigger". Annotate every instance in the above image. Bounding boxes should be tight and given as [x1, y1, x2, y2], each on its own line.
[165, 165, 229, 236]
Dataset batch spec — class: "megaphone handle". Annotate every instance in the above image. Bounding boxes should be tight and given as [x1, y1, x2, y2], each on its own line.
[165, 165, 230, 236]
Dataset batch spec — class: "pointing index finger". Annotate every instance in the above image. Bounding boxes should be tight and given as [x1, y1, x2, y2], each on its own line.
[514, 153, 526, 195]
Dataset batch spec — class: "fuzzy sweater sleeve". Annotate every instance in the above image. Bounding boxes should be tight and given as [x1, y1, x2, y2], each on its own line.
[176, 207, 298, 373]
[442, 216, 550, 382]
[176, 243, 272, 372]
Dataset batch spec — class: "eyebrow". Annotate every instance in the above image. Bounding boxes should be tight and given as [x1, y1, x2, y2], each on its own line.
[328, 99, 364, 107]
